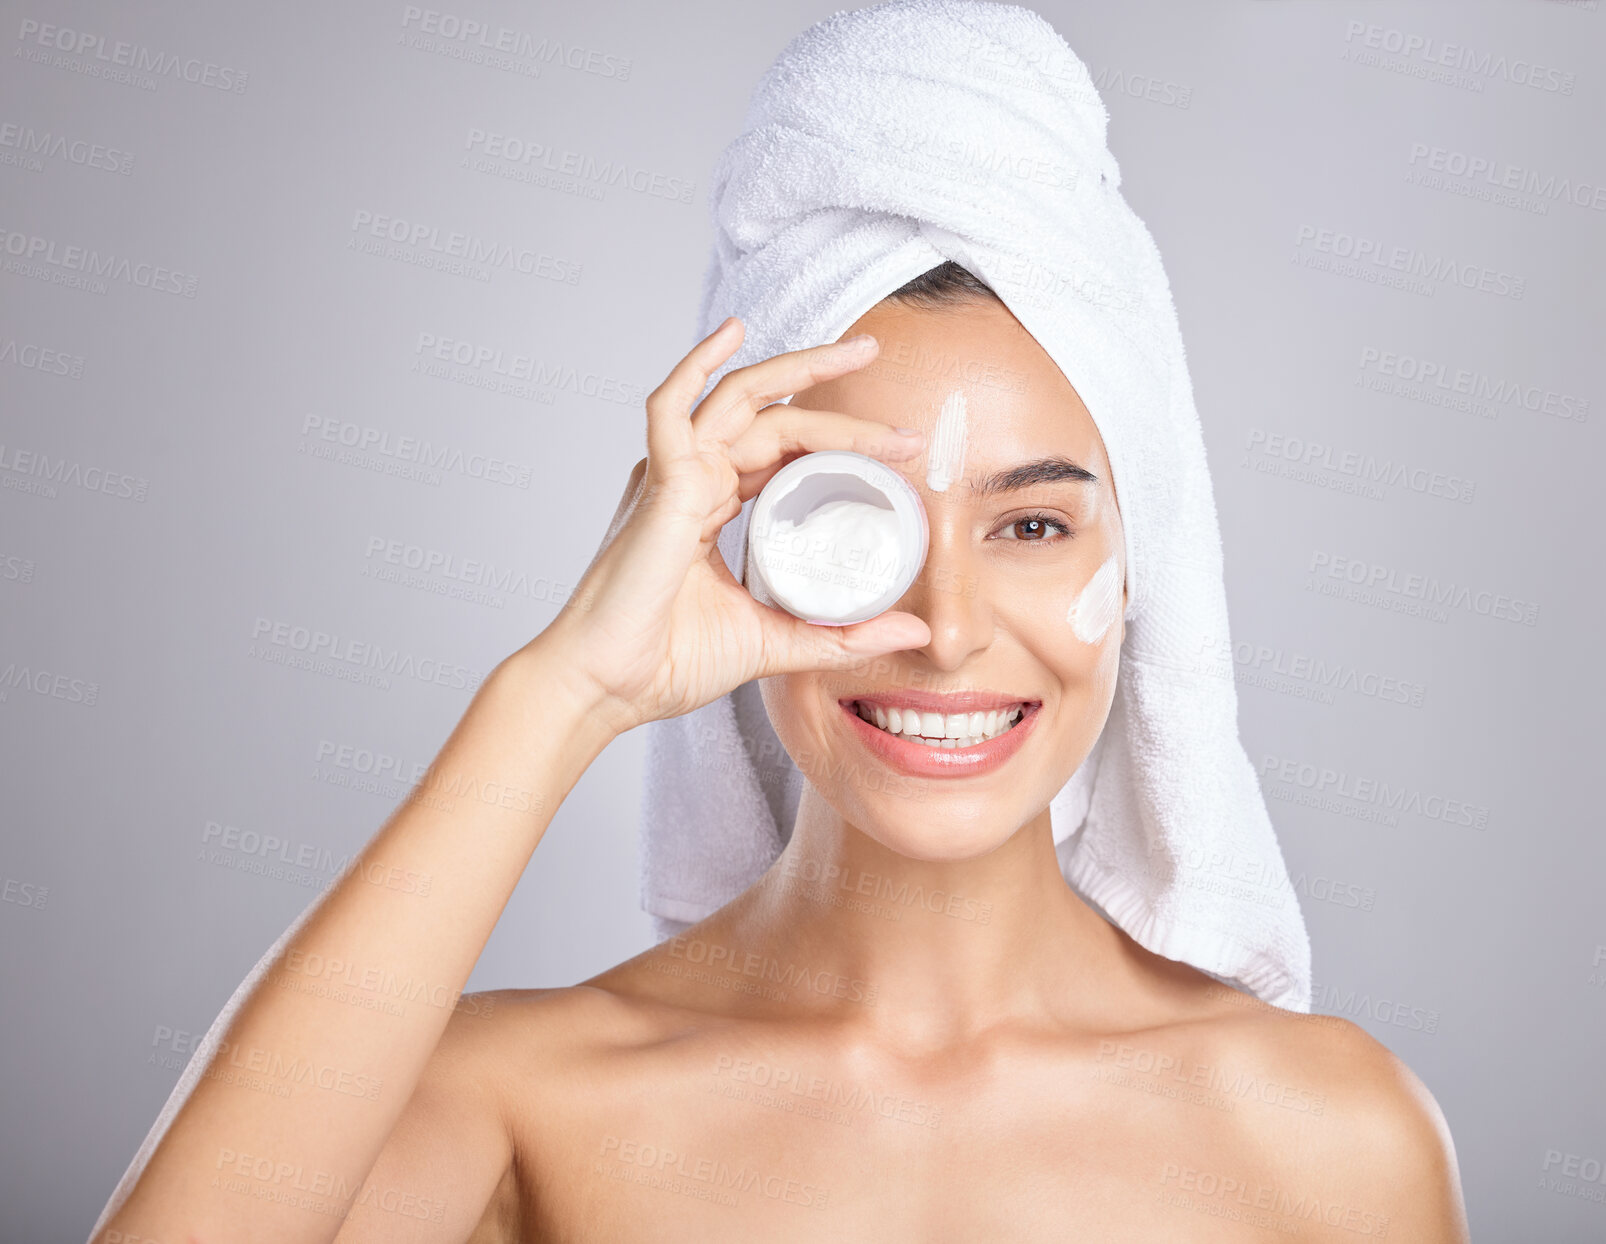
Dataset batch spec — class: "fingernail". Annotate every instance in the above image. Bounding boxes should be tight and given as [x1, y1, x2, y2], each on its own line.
[893, 427, 922, 438]
[839, 333, 877, 351]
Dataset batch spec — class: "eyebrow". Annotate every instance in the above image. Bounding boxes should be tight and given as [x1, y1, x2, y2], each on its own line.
[966, 456, 1099, 495]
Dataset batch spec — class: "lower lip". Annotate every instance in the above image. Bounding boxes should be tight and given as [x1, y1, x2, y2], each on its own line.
[840, 702, 1040, 779]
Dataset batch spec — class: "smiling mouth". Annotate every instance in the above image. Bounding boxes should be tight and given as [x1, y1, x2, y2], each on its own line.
[848, 701, 1030, 750]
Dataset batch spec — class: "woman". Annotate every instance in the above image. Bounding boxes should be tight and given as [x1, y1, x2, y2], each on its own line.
[94, 6, 1470, 1243]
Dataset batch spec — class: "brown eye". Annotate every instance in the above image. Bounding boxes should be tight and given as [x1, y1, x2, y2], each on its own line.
[992, 514, 1072, 543]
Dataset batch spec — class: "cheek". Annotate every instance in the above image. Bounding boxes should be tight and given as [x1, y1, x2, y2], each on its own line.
[759, 676, 820, 755]
[1065, 555, 1122, 645]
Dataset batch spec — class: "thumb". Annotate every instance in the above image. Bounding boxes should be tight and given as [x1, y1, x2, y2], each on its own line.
[757, 609, 932, 678]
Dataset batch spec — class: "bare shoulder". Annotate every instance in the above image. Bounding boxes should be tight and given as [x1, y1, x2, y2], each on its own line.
[448, 972, 703, 1068]
[442, 944, 736, 1089]
[1190, 989, 1470, 1241]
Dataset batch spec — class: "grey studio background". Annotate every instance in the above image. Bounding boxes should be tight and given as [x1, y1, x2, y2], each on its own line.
[0, 0, 1601, 1239]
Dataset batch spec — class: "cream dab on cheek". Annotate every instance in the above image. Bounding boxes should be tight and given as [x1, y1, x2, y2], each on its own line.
[925, 389, 968, 492]
[1067, 555, 1121, 644]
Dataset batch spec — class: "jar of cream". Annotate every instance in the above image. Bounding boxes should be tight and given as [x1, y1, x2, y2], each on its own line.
[745, 450, 929, 625]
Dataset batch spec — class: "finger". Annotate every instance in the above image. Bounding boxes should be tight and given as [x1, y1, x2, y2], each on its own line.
[729, 406, 924, 493]
[691, 333, 881, 447]
[754, 609, 933, 679]
[645, 317, 744, 466]
[698, 488, 744, 546]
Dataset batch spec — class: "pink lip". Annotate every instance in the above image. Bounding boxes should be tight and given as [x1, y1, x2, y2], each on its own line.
[839, 698, 1040, 779]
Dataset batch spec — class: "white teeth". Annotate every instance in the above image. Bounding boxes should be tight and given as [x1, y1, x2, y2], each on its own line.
[855, 703, 1026, 747]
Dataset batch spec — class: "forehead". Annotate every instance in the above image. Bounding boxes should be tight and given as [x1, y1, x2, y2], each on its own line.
[793, 299, 1111, 478]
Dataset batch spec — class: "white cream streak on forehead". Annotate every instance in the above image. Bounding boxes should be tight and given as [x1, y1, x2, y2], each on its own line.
[1067, 556, 1122, 644]
[925, 389, 968, 493]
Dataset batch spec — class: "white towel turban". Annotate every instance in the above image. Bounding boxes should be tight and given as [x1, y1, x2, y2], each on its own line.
[639, 0, 1311, 1011]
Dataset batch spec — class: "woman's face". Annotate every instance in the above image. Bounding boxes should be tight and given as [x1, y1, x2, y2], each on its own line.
[759, 296, 1127, 861]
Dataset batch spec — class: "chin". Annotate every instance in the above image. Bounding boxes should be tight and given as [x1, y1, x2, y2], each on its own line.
[843, 793, 1030, 863]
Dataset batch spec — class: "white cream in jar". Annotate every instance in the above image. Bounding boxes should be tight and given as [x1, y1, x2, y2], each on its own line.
[745, 451, 929, 625]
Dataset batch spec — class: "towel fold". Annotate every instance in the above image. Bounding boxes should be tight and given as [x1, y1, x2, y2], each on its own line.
[641, 0, 1312, 1011]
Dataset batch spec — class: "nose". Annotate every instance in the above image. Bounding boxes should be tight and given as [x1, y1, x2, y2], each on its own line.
[897, 518, 994, 673]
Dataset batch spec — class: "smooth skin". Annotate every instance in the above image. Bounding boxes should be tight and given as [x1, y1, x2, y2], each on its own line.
[96, 303, 1470, 1243]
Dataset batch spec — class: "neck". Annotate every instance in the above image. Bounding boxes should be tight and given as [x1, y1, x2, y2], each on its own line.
[726, 784, 1153, 1048]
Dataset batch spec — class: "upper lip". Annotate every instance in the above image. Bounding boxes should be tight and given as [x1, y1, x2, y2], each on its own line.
[840, 690, 1038, 713]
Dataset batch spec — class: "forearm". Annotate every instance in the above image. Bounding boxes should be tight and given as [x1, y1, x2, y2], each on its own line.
[99, 635, 615, 1244]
